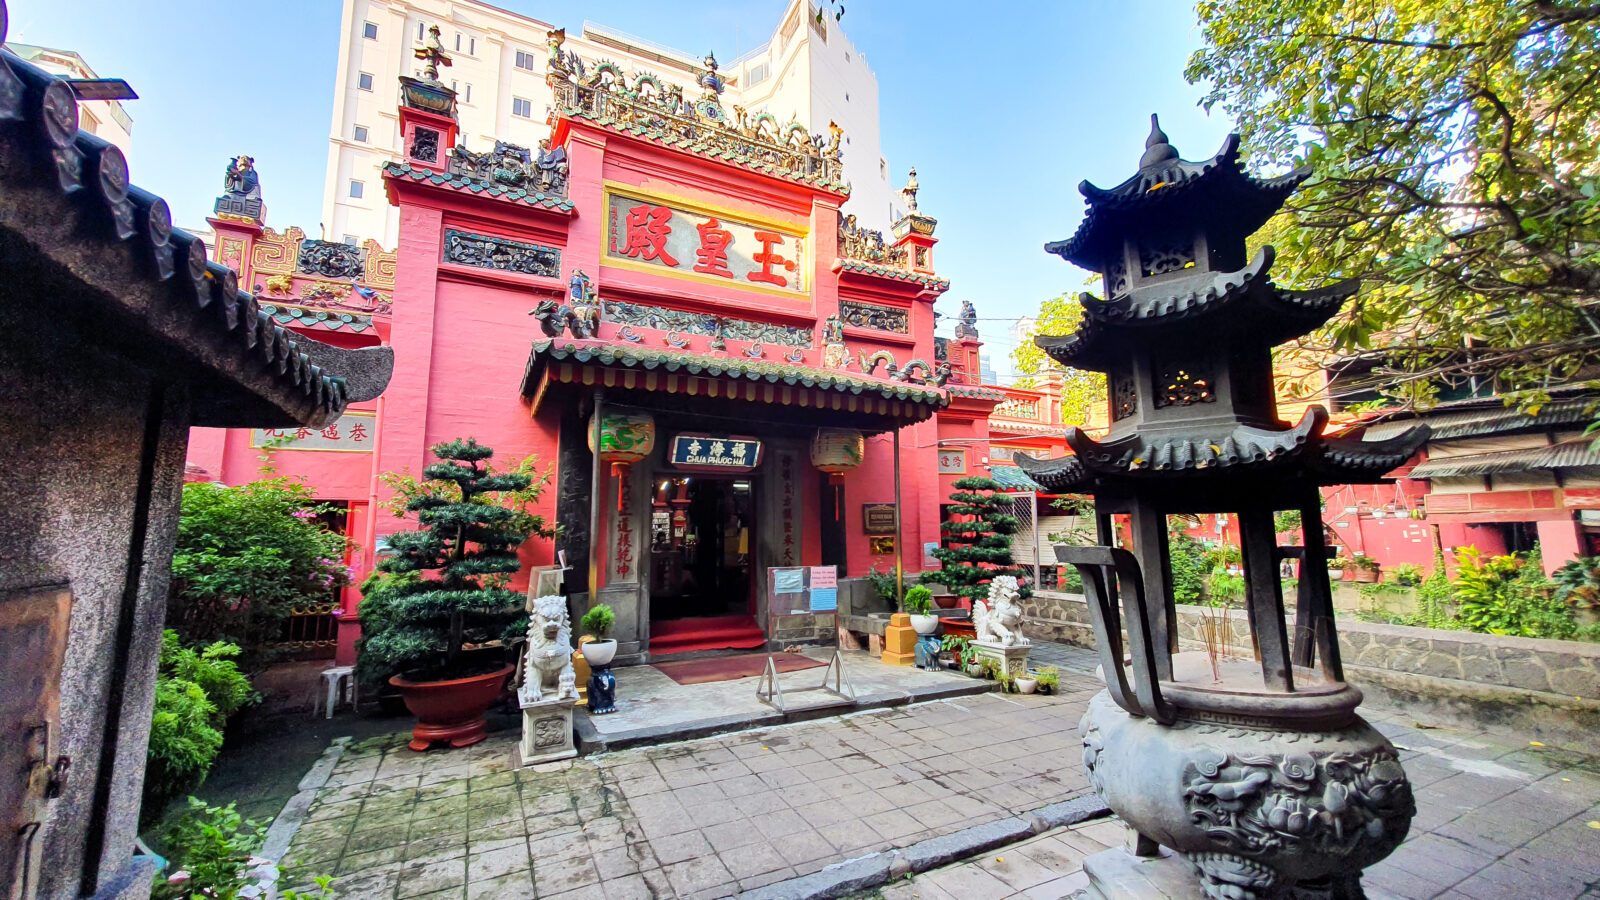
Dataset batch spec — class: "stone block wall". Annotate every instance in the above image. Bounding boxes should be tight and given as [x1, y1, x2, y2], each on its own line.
[1027, 590, 1600, 747]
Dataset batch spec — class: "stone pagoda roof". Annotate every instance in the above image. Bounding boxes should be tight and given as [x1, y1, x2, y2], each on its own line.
[1046, 116, 1308, 273]
[1036, 247, 1359, 371]
[0, 46, 392, 428]
[1013, 407, 1429, 491]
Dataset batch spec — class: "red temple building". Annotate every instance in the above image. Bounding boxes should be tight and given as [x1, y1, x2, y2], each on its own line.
[190, 34, 1018, 665]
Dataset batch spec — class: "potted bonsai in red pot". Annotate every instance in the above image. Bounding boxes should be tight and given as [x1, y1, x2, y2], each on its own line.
[358, 438, 551, 751]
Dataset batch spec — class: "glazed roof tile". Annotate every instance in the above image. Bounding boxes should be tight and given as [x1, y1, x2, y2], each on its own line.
[1013, 408, 1429, 490]
[1361, 395, 1596, 442]
[0, 45, 391, 428]
[383, 161, 576, 212]
[1036, 248, 1359, 372]
[1408, 440, 1600, 478]
[990, 465, 1046, 492]
[525, 340, 949, 407]
[1046, 128, 1308, 271]
[833, 257, 951, 292]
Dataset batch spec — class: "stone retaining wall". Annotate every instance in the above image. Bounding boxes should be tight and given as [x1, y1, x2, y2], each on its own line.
[1027, 589, 1600, 747]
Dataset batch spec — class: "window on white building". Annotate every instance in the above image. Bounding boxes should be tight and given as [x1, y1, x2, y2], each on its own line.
[342, 234, 359, 247]
[455, 33, 476, 55]
[515, 50, 537, 71]
[417, 22, 426, 42]
[353, 124, 369, 142]
[451, 81, 472, 103]
[880, 158, 887, 179]
[363, 21, 378, 40]
[358, 72, 374, 91]
[349, 179, 365, 199]
[512, 96, 533, 118]
[748, 62, 769, 86]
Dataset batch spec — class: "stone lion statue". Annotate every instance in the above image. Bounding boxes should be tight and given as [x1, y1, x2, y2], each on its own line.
[973, 575, 1028, 647]
[520, 595, 577, 704]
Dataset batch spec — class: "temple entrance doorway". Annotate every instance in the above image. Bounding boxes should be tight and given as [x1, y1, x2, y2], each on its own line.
[648, 475, 764, 654]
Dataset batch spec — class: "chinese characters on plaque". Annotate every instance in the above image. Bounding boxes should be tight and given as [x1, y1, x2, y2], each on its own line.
[606, 192, 805, 293]
[670, 434, 763, 470]
[251, 412, 375, 452]
[937, 448, 968, 474]
[779, 450, 797, 565]
[612, 469, 635, 580]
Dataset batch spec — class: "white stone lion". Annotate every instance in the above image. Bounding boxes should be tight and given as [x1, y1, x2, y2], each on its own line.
[520, 594, 577, 704]
[974, 575, 1028, 647]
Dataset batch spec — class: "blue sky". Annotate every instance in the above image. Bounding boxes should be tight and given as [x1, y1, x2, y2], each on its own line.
[11, 0, 1231, 380]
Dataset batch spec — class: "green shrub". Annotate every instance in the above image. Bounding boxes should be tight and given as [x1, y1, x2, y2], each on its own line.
[150, 798, 268, 900]
[580, 604, 615, 639]
[1390, 563, 1425, 587]
[1168, 531, 1208, 605]
[1552, 557, 1600, 614]
[357, 440, 548, 687]
[1206, 571, 1246, 606]
[169, 479, 351, 669]
[865, 567, 898, 605]
[902, 585, 933, 615]
[1415, 568, 1457, 630]
[144, 632, 258, 821]
[1454, 548, 1575, 639]
[922, 477, 1030, 604]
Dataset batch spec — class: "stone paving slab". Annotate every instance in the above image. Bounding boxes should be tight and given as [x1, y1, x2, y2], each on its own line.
[281, 679, 1102, 899]
[577, 649, 996, 753]
[862, 684, 1600, 900]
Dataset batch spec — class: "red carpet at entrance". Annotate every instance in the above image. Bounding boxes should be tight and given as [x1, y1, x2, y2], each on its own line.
[648, 614, 766, 656]
[652, 651, 827, 686]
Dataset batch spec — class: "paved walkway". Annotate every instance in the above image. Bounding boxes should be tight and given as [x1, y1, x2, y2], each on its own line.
[277, 642, 1600, 899]
[281, 670, 1099, 899]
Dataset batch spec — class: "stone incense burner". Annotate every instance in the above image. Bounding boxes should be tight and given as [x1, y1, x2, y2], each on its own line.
[1018, 117, 1430, 898]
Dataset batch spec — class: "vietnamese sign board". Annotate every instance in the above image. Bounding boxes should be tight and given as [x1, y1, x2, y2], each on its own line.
[252, 411, 375, 452]
[862, 502, 897, 535]
[670, 434, 763, 471]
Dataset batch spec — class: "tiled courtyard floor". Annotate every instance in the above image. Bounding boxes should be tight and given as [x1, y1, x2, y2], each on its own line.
[281, 677, 1099, 899]
[278, 643, 1600, 898]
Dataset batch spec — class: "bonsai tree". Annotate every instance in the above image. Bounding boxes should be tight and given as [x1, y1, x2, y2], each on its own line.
[922, 476, 1031, 606]
[580, 604, 616, 641]
[357, 439, 550, 686]
[903, 585, 933, 616]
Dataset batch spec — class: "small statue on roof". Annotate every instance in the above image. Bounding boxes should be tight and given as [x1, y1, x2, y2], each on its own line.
[698, 52, 726, 103]
[824, 121, 843, 160]
[900, 166, 920, 213]
[534, 138, 569, 195]
[954, 300, 979, 339]
[222, 155, 260, 200]
[415, 24, 453, 83]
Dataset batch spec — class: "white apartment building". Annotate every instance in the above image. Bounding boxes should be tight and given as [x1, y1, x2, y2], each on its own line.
[323, 0, 893, 248]
[4, 43, 133, 155]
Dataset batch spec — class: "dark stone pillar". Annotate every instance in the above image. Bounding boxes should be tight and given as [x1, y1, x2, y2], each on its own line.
[555, 406, 593, 599]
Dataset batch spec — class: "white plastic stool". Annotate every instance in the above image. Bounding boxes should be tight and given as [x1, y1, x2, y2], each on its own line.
[315, 665, 357, 719]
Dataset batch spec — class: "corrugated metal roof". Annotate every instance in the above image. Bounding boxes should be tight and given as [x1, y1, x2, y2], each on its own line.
[1408, 440, 1600, 478]
[1362, 397, 1593, 442]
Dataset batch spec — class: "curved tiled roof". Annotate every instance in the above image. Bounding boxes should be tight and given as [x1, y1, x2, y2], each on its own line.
[383, 162, 576, 212]
[1036, 248, 1359, 372]
[1013, 409, 1429, 491]
[526, 340, 949, 407]
[1045, 124, 1308, 272]
[0, 46, 391, 428]
[833, 257, 951, 292]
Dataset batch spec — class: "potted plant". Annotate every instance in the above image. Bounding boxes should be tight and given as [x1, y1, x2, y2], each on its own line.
[939, 634, 970, 671]
[1328, 557, 1353, 581]
[1033, 666, 1059, 696]
[1351, 554, 1381, 584]
[579, 604, 617, 666]
[358, 439, 550, 752]
[904, 585, 939, 635]
[1014, 672, 1038, 694]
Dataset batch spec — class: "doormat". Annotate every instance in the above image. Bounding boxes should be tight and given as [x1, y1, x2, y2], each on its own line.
[652, 652, 827, 686]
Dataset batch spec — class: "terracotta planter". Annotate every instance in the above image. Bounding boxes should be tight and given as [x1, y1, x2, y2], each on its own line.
[933, 593, 960, 610]
[1341, 568, 1357, 582]
[391, 664, 513, 752]
[1354, 568, 1380, 584]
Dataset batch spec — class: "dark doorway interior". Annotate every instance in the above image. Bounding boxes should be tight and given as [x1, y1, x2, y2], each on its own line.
[649, 476, 754, 620]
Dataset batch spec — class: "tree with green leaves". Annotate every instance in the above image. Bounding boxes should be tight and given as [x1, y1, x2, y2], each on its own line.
[357, 439, 551, 686]
[168, 479, 350, 670]
[1011, 294, 1108, 425]
[1186, 0, 1600, 411]
[922, 476, 1032, 605]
